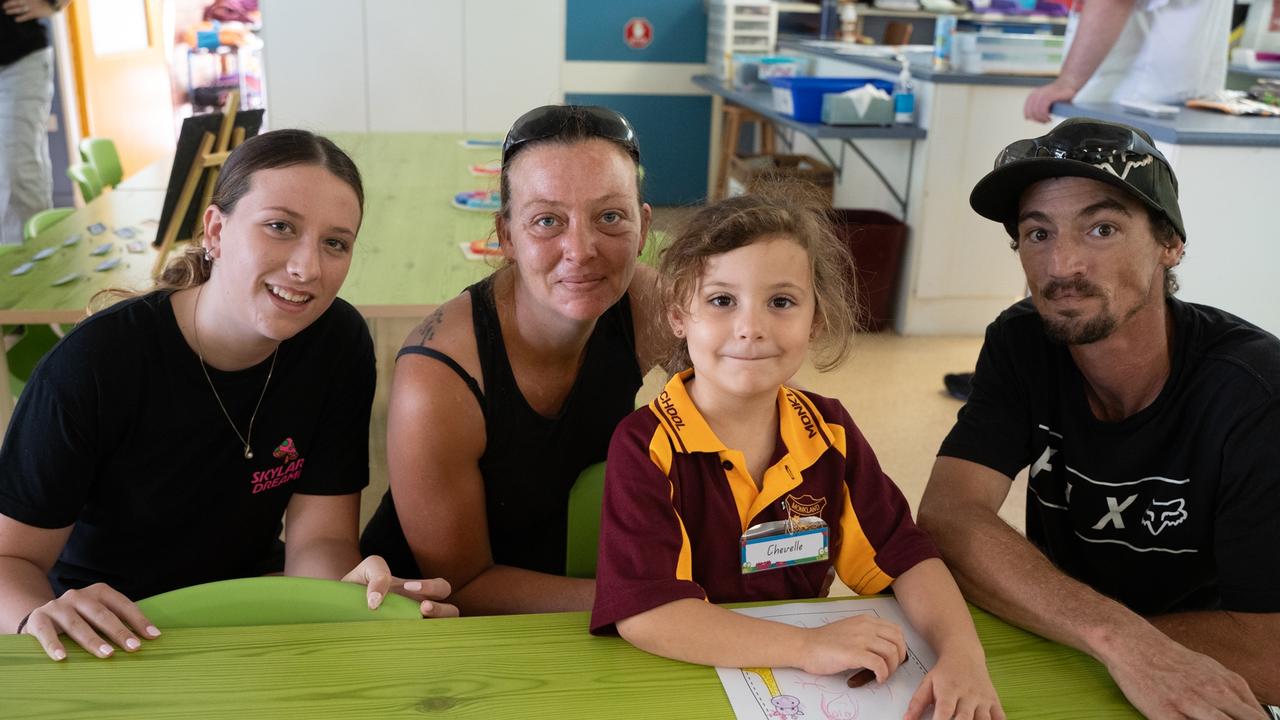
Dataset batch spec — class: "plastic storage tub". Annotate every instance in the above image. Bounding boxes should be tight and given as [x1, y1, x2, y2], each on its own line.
[768, 77, 895, 123]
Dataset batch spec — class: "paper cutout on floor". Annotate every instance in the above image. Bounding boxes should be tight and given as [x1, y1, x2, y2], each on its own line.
[716, 598, 937, 720]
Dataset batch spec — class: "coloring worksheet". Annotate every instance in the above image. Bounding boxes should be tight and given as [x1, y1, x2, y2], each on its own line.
[715, 598, 937, 720]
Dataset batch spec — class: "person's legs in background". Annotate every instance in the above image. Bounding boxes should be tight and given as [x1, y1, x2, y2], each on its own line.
[0, 46, 55, 246]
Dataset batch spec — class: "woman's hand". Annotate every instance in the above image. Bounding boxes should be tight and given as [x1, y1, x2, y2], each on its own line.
[799, 614, 907, 679]
[904, 650, 1005, 720]
[340, 555, 459, 618]
[21, 582, 161, 661]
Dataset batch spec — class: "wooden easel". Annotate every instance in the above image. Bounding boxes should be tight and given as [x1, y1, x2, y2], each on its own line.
[151, 90, 247, 277]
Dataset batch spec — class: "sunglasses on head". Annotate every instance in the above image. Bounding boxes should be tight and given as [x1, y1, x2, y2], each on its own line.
[995, 122, 1164, 174]
[502, 105, 640, 165]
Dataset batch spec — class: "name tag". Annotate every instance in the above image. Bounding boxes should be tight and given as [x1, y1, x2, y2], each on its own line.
[740, 526, 829, 574]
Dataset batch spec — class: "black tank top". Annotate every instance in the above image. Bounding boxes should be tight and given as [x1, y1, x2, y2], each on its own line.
[361, 275, 643, 577]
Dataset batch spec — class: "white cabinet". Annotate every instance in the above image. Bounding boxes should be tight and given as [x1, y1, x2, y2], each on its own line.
[261, 0, 564, 132]
[464, 0, 565, 132]
[260, 0, 368, 131]
[366, 0, 466, 132]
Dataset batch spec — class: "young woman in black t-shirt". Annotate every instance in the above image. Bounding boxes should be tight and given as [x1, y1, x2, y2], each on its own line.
[0, 129, 456, 662]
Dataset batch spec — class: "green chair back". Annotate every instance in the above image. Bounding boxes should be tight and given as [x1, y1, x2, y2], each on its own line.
[135, 577, 422, 629]
[23, 207, 74, 242]
[6, 324, 60, 403]
[639, 229, 667, 267]
[565, 462, 607, 579]
[67, 163, 103, 203]
[79, 137, 123, 188]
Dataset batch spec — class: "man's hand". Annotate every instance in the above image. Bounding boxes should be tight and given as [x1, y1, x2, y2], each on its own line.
[1025, 79, 1079, 123]
[1102, 626, 1265, 719]
[3, 0, 56, 22]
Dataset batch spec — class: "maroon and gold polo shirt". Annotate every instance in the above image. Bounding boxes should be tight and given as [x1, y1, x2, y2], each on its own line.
[590, 370, 939, 634]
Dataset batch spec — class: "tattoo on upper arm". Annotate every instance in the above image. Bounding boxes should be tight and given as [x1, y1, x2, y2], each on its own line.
[409, 308, 445, 347]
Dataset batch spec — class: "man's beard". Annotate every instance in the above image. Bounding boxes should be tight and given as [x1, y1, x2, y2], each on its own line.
[1037, 278, 1117, 346]
[1042, 310, 1116, 345]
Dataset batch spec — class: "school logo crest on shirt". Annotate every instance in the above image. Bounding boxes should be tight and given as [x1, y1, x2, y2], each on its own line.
[785, 493, 826, 517]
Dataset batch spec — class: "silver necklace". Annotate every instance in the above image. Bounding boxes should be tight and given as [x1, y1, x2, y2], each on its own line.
[191, 286, 278, 460]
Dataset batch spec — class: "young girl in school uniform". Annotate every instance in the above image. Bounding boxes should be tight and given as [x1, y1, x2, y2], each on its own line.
[590, 188, 1004, 720]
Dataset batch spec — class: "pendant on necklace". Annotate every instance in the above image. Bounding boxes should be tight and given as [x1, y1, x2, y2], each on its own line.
[245, 448, 254, 460]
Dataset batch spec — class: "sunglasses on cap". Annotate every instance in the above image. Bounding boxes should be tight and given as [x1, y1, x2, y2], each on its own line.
[502, 105, 640, 165]
[995, 121, 1167, 182]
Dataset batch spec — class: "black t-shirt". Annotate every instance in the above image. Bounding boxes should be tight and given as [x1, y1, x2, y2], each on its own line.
[361, 275, 643, 577]
[939, 298, 1280, 615]
[0, 291, 375, 600]
[1, 12, 49, 67]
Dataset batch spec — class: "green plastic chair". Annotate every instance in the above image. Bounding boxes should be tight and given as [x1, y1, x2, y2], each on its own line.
[66, 162, 103, 203]
[565, 462, 607, 579]
[6, 324, 60, 402]
[23, 207, 74, 242]
[79, 137, 123, 188]
[639, 229, 667, 267]
[135, 576, 422, 629]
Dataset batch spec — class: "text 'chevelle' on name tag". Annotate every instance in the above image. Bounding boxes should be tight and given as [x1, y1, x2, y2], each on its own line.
[740, 517, 829, 574]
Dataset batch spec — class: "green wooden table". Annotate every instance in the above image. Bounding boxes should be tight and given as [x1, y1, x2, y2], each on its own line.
[0, 134, 507, 426]
[0, 600, 1138, 719]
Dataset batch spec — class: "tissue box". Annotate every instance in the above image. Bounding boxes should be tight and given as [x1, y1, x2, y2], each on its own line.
[821, 86, 894, 125]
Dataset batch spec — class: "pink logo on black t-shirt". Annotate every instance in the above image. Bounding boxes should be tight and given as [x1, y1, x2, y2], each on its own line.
[273, 437, 299, 463]
[251, 437, 304, 494]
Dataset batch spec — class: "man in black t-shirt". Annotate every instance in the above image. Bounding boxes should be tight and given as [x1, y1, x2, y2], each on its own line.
[918, 118, 1279, 718]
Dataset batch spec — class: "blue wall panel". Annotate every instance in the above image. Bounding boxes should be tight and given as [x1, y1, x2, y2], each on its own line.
[565, 0, 706, 63]
[565, 93, 710, 206]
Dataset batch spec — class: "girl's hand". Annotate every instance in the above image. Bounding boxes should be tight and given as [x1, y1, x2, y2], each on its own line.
[904, 651, 1005, 720]
[800, 614, 907, 679]
[21, 582, 161, 661]
[340, 555, 459, 618]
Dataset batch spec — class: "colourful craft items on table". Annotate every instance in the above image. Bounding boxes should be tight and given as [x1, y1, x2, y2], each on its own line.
[452, 190, 501, 212]
[458, 138, 503, 149]
[468, 238, 502, 256]
[459, 238, 503, 261]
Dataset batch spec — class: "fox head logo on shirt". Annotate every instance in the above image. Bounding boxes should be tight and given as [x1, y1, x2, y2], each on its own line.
[1141, 498, 1189, 536]
[251, 437, 305, 494]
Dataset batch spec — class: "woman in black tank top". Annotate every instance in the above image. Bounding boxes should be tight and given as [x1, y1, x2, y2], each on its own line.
[360, 106, 669, 615]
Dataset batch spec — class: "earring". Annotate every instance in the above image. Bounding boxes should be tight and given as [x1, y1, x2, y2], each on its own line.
[203, 248, 213, 263]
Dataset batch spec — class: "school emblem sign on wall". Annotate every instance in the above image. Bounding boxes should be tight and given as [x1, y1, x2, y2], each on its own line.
[624, 17, 653, 50]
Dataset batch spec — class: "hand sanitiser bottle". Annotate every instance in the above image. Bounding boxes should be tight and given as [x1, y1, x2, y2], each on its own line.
[893, 57, 915, 124]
